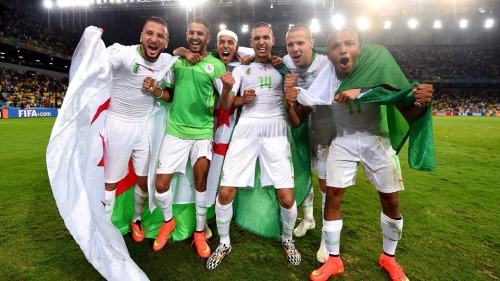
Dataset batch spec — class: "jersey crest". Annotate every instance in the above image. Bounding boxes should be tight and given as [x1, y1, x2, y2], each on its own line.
[132, 63, 141, 74]
[205, 63, 214, 74]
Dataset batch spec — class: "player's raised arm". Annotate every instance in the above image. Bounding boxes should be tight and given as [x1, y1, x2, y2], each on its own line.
[220, 71, 235, 110]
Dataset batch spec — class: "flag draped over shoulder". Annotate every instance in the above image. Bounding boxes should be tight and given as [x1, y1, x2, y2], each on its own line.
[336, 44, 410, 93]
[299, 44, 435, 171]
[46, 26, 148, 281]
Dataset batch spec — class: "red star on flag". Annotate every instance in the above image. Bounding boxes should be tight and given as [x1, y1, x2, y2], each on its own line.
[214, 107, 235, 128]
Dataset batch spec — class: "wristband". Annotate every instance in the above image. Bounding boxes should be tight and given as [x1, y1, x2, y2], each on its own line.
[156, 88, 164, 99]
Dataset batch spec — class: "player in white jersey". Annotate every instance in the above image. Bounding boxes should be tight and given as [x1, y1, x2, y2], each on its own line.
[306, 28, 434, 281]
[205, 22, 301, 270]
[171, 30, 280, 241]
[282, 24, 334, 263]
[102, 17, 171, 243]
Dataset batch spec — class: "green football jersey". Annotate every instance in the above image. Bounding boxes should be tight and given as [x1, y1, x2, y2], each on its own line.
[164, 54, 225, 139]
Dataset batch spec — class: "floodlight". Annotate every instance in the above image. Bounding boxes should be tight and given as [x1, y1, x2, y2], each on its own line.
[357, 16, 369, 30]
[459, 19, 468, 29]
[219, 24, 227, 30]
[331, 14, 345, 30]
[241, 24, 249, 33]
[181, 0, 206, 9]
[408, 19, 418, 29]
[44, 0, 53, 8]
[383, 20, 391, 29]
[485, 18, 494, 28]
[311, 18, 320, 33]
[433, 20, 442, 29]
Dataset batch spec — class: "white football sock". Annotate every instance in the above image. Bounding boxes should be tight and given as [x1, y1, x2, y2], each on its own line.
[381, 212, 403, 256]
[323, 219, 343, 255]
[280, 201, 298, 241]
[216, 197, 233, 247]
[155, 189, 173, 221]
[132, 185, 148, 222]
[104, 189, 116, 222]
[195, 190, 208, 232]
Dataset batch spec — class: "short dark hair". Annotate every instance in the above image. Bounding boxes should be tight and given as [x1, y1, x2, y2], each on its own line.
[144, 16, 169, 36]
[189, 17, 210, 31]
[251, 22, 273, 36]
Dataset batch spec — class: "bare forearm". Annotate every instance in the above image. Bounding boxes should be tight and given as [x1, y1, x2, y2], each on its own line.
[173, 47, 189, 57]
[232, 96, 246, 108]
[396, 103, 430, 121]
[151, 87, 172, 102]
[285, 102, 311, 128]
[220, 90, 234, 110]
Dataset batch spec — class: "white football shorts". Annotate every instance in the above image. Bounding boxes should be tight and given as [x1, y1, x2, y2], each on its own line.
[156, 134, 213, 174]
[220, 117, 294, 189]
[326, 135, 404, 193]
[103, 117, 150, 183]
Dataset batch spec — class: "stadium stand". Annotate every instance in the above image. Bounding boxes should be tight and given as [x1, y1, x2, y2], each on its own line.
[0, 2, 498, 114]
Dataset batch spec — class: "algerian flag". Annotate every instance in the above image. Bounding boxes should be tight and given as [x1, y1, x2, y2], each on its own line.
[299, 44, 435, 171]
[46, 26, 148, 281]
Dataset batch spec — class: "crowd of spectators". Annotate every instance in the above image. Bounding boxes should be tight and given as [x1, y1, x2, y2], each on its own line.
[0, 68, 68, 109]
[2, 65, 499, 114]
[432, 88, 500, 114]
[389, 46, 500, 80]
[0, 2, 79, 56]
[0, 3, 498, 114]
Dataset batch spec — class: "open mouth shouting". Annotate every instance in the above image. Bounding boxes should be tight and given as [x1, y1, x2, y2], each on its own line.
[338, 57, 351, 72]
[291, 53, 302, 63]
[148, 43, 158, 53]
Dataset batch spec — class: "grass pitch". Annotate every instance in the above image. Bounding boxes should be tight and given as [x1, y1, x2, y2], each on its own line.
[0, 116, 498, 280]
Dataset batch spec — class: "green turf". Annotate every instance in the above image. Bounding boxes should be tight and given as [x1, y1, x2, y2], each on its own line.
[0, 116, 498, 280]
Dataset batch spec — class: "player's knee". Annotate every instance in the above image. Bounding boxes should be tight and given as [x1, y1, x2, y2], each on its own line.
[194, 178, 207, 191]
[278, 195, 295, 209]
[155, 181, 170, 193]
[136, 176, 148, 190]
[218, 188, 235, 204]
